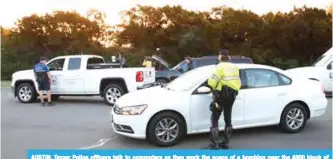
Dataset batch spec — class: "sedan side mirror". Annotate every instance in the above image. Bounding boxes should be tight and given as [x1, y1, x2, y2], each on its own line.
[327, 63, 332, 70]
[196, 86, 211, 94]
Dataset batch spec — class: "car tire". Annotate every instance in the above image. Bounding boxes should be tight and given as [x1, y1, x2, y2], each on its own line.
[147, 112, 186, 147]
[279, 103, 308, 133]
[156, 78, 168, 85]
[103, 83, 125, 106]
[16, 83, 37, 103]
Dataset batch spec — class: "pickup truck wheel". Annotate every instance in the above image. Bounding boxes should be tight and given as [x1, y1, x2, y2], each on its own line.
[16, 83, 37, 103]
[103, 84, 124, 106]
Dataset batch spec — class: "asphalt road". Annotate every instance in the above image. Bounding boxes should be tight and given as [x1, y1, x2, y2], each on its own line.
[1, 88, 332, 159]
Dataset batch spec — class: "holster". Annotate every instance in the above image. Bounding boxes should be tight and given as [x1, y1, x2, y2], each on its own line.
[210, 90, 222, 112]
[221, 85, 238, 98]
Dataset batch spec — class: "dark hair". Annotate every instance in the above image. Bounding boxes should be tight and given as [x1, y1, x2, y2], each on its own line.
[40, 56, 47, 61]
[219, 49, 229, 56]
[219, 55, 231, 62]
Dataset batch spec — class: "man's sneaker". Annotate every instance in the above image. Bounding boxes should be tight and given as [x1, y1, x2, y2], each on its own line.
[47, 102, 55, 106]
[41, 103, 45, 106]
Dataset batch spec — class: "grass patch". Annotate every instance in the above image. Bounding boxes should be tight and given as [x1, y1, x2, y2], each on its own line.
[1, 81, 11, 88]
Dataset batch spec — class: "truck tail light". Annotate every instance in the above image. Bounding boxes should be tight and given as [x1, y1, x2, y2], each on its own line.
[136, 71, 144, 82]
[321, 84, 325, 93]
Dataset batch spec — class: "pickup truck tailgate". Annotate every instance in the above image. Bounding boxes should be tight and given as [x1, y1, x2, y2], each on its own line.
[142, 68, 155, 85]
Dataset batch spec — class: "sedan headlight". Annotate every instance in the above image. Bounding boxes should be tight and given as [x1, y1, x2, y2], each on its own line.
[118, 104, 148, 115]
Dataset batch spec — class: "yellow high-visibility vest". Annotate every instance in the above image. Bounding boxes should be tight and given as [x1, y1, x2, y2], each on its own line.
[207, 62, 241, 91]
[142, 60, 152, 67]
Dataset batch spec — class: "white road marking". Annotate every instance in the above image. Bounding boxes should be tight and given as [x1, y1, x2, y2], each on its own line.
[78, 135, 119, 149]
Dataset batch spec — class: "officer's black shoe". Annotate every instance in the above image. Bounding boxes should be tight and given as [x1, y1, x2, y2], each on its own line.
[47, 102, 55, 106]
[218, 143, 229, 149]
[202, 143, 220, 149]
[41, 102, 45, 106]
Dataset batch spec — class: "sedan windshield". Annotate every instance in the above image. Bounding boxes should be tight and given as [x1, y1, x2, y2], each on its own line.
[166, 66, 213, 91]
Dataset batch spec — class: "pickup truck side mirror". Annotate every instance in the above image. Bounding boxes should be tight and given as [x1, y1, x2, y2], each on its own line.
[327, 63, 332, 70]
[178, 68, 184, 73]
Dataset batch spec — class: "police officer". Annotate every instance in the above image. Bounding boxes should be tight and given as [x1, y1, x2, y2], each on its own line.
[34, 56, 54, 106]
[205, 49, 241, 149]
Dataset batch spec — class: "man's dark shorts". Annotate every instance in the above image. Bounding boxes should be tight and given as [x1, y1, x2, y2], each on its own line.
[38, 81, 50, 91]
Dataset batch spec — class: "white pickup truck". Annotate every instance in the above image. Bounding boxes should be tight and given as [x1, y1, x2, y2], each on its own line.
[286, 47, 332, 95]
[11, 55, 155, 105]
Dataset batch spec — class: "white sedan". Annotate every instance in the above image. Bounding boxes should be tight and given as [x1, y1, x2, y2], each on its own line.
[111, 64, 328, 147]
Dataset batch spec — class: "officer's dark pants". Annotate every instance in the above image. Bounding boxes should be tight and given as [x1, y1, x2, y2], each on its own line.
[210, 85, 238, 147]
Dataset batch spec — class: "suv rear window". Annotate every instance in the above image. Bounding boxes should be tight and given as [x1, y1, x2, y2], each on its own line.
[194, 59, 217, 68]
[231, 58, 253, 63]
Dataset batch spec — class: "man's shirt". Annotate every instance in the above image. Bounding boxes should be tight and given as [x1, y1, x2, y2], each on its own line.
[33, 63, 49, 82]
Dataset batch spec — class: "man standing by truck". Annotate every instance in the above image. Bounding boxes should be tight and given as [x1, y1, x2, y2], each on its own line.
[33, 56, 54, 106]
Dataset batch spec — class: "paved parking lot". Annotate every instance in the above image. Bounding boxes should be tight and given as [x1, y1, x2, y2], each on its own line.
[1, 88, 332, 158]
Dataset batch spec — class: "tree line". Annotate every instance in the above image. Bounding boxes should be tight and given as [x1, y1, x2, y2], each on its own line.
[1, 5, 332, 80]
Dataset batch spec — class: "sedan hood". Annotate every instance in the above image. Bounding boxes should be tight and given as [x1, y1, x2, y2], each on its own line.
[116, 86, 183, 108]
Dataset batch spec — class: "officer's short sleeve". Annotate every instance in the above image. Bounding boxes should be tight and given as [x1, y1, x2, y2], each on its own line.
[44, 65, 50, 72]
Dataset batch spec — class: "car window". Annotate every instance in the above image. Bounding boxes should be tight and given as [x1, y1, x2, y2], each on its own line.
[47, 58, 65, 71]
[244, 69, 280, 88]
[194, 59, 217, 68]
[239, 69, 247, 89]
[68, 58, 81, 70]
[87, 57, 104, 65]
[279, 74, 292, 85]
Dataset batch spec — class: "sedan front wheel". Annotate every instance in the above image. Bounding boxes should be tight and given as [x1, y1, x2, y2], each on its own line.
[147, 112, 186, 147]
